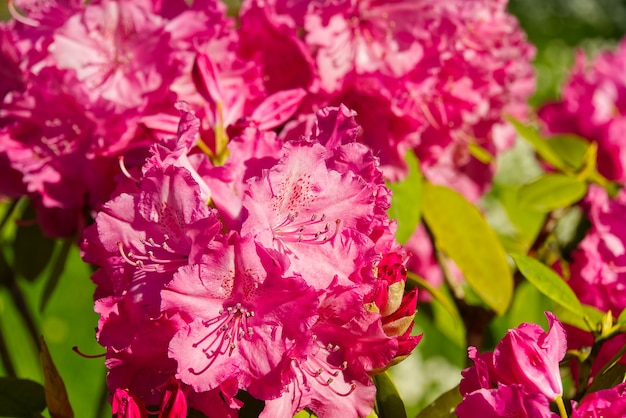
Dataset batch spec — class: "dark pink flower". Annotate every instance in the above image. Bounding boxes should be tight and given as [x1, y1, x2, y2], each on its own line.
[539, 41, 626, 183]
[457, 384, 558, 418]
[112, 388, 148, 418]
[158, 378, 187, 418]
[569, 185, 626, 314]
[460, 312, 567, 405]
[571, 382, 626, 418]
[493, 312, 566, 400]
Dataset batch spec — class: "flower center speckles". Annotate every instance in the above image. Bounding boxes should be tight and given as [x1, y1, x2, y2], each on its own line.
[117, 234, 187, 272]
[298, 339, 356, 396]
[188, 303, 255, 375]
[272, 212, 341, 245]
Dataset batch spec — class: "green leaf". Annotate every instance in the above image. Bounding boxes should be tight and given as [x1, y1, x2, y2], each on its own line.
[407, 272, 461, 323]
[415, 384, 462, 418]
[0, 377, 46, 417]
[422, 183, 513, 315]
[13, 204, 55, 281]
[468, 143, 494, 164]
[40, 336, 74, 418]
[511, 254, 584, 321]
[40, 238, 73, 312]
[294, 410, 317, 418]
[587, 363, 626, 394]
[517, 173, 587, 213]
[617, 307, 626, 325]
[373, 371, 407, 418]
[544, 134, 589, 171]
[508, 117, 568, 171]
[552, 304, 604, 332]
[388, 151, 422, 244]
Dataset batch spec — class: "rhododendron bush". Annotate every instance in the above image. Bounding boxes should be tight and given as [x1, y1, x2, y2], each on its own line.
[1, 0, 626, 417]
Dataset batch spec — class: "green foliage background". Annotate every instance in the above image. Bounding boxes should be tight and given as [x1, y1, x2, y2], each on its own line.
[1, 1, 626, 417]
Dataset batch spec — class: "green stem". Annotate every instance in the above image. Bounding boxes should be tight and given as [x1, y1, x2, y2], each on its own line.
[0, 199, 19, 238]
[5, 269, 40, 351]
[39, 238, 73, 312]
[555, 395, 568, 418]
[593, 342, 626, 382]
[0, 320, 17, 377]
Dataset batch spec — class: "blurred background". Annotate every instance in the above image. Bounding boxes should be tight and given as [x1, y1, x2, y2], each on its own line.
[1, 0, 626, 417]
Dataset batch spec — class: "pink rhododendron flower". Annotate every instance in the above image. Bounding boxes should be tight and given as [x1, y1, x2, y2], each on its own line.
[253, 0, 535, 197]
[569, 185, 626, 314]
[162, 235, 319, 398]
[50, 0, 176, 111]
[571, 381, 626, 418]
[82, 103, 418, 415]
[457, 384, 558, 418]
[555, 185, 626, 383]
[539, 40, 626, 184]
[460, 312, 567, 406]
[493, 312, 566, 400]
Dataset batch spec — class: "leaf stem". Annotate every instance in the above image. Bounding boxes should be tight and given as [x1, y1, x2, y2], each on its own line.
[555, 395, 569, 418]
[40, 237, 73, 312]
[0, 320, 17, 377]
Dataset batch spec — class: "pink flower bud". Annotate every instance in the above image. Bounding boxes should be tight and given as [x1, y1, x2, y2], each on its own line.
[493, 312, 567, 400]
[112, 389, 147, 418]
[158, 378, 187, 418]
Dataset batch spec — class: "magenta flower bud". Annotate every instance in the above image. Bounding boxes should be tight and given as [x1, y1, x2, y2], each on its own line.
[112, 389, 147, 418]
[158, 378, 187, 418]
[493, 312, 567, 400]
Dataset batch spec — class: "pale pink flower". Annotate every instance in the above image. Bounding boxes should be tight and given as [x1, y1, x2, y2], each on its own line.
[50, 0, 177, 111]
[161, 235, 319, 399]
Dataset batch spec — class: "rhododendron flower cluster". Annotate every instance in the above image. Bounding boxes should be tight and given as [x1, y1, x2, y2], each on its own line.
[82, 105, 420, 417]
[0, 0, 534, 239]
[457, 312, 567, 417]
[532, 33, 626, 406]
[540, 39, 626, 184]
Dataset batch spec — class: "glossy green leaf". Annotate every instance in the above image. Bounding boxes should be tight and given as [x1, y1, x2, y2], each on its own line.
[407, 272, 461, 323]
[374, 371, 407, 418]
[544, 134, 589, 171]
[0, 377, 46, 417]
[388, 151, 422, 244]
[511, 254, 584, 321]
[508, 117, 568, 171]
[587, 363, 626, 394]
[552, 303, 604, 332]
[422, 183, 513, 315]
[13, 204, 55, 281]
[40, 336, 74, 418]
[618, 307, 626, 325]
[468, 143, 494, 164]
[517, 173, 587, 212]
[415, 384, 462, 418]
